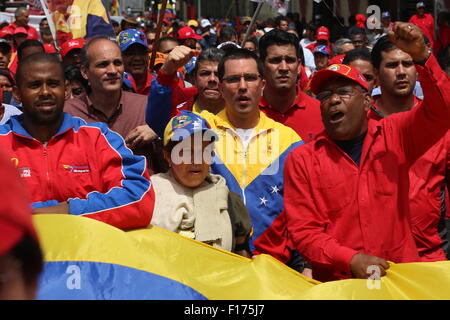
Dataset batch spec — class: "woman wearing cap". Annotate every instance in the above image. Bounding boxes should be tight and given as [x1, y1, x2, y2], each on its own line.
[150, 111, 252, 258]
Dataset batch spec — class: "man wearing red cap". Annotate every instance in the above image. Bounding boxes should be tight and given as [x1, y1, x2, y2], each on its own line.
[306, 26, 331, 55]
[0, 149, 43, 300]
[177, 26, 202, 50]
[60, 38, 86, 68]
[284, 23, 450, 282]
[5, 7, 39, 42]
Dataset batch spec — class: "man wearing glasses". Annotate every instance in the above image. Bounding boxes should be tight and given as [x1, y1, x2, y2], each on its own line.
[284, 23, 450, 282]
[147, 48, 304, 268]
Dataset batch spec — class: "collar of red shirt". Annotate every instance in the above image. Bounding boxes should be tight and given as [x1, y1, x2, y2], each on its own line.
[131, 71, 153, 95]
[259, 87, 306, 113]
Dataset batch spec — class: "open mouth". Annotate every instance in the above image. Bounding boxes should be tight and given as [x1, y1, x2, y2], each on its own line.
[330, 111, 345, 123]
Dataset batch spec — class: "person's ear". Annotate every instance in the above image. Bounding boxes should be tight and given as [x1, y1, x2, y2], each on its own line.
[80, 64, 89, 81]
[12, 85, 21, 104]
[363, 92, 371, 112]
[64, 80, 71, 100]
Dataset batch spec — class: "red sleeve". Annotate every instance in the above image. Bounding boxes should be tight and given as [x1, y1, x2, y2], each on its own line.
[283, 149, 358, 275]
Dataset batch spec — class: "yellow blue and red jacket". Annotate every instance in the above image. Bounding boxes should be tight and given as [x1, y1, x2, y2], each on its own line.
[147, 73, 304, 262]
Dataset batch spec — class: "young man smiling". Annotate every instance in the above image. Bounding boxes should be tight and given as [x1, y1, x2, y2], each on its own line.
[0, 53, 155, 229]
[284, 23, 450, 281]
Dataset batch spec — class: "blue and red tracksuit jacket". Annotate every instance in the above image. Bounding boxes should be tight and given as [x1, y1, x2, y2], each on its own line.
[0, 113, 155, 230]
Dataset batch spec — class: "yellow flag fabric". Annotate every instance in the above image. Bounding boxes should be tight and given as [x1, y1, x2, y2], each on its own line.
[34, 215, 450, 300]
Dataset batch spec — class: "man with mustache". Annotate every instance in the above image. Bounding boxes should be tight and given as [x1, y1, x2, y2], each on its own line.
[0, 53, 155, 229]
[64, 36, 157, 160]
[284, 23, 450, 281]
[370, 35, 450, 261]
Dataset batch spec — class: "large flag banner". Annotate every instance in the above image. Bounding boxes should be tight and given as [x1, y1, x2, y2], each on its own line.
[35, 215, 450, 300]
[41, 0, 115, 45]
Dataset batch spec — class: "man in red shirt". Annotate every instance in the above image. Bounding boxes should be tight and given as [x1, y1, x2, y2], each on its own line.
[284, 23, 450, 282]
[409, 2, 435, 49]
[258, 29, 323, 142]
[306, 26, 331, 54]
[6, 7, 39, 41]
[370, 35, 449, 261]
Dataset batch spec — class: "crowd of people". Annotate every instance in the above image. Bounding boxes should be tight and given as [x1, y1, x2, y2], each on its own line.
[0, 1, 449, 299]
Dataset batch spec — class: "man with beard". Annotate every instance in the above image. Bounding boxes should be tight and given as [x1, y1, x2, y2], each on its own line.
[284, 23, 450, 282]
[370, 35, 450, 261]
[0, 53, 155, 229]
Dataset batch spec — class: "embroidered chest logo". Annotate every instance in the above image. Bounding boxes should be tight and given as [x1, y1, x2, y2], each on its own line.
[18, 167, 31, 178]
[63, 165, 90, 173]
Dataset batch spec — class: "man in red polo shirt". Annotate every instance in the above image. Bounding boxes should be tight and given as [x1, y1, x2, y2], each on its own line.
[118, 29, 153, 96]
[6, 7, 39, 41]
[306, 26, 331, 54]
[284, 23, 450, 282]
[370, 35, 450, 261]
[409, 2, 435, 49]
[258, 29, 323, 142]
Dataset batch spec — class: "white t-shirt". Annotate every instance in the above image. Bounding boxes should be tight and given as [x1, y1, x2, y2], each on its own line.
[300, 38, 315, 48]
[0, 104, 22, 125]
[235, 128, 255, 152]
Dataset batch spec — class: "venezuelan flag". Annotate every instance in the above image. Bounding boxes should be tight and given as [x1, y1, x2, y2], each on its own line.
[47, 0, 115, 44]
[35, 215, 450, 299]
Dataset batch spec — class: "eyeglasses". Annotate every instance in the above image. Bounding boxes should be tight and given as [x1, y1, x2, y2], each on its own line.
[222, 73, 262, 85]
[316, 85, 365, 102]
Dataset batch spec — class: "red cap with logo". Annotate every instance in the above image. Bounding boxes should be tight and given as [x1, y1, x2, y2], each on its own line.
[177, 26, 202, 40]
[60, 38, 86, 58]
[309, 64, 368, 95]
[316, 26, 330, 41]
[0, 150, 38, 256]
[43, 43, 57, 54]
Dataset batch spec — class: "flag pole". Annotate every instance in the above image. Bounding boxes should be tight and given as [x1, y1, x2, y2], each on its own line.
[39, 0, 59, 50]
[240, 1, 264, 47]
[149, 0, 168, 72]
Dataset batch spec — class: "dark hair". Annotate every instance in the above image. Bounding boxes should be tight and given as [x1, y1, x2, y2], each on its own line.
[0, 22, 9, 30]
[17, 39, 44, 61]
[111, 19, 119, 27]
[219, 26, 237, 43]
[192, 47, 225, 76]
[156, 36, 179, 51]
[16, 53, 63, 86]
[64, 65, 89, 90]
[0, 68, 15, 86]
[10, 234, 43, 284]
[80, 35, 116, 68]
[258, 29, 303, 63]
[275, 16, 289, 27]
[218, 48, 264, 81]
[349, 27, 367, 37]
[342, 47, 372, 65]
[371, 35, 397, 69]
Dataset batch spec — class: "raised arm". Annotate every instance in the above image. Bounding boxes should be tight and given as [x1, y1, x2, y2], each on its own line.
[146, 46, 196, 138]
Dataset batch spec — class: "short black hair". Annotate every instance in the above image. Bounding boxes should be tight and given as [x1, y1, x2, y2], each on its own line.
[258, 29, 303, 63]
[349, 27, 367, 37]
[219, 26, 237, 43]
[64, 65, 89, 89]
[16, 52, 63, 86]
[111, 19, 119, 27]
[218, 48, 264, 81]
[342, 47, 372, 65]
[371, 35, 397, 69]
[0, 68, 15, 86]
[275, 15, 289, 26]
[157, 36, 179, 51]
[17, 39, 44, 61]
[192, 47, 225, 76]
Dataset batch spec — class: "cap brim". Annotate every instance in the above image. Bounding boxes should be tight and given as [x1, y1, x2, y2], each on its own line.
[164, 128, 218, 147]
[120, 41, 148, 52]
[309, 69, 366, 95]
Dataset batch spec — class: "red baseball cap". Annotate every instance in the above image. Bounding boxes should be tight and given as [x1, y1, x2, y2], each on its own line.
[309, 64, 368, 95]
[0, 27, 13, 38]
[177, 26, 202, 40]
[43, 43, 57, 54]
[14, 27, 28, 36]
[328, 54, 345, 65]
[0, 150, 38, 257]
[60, 38, 86, 58]
[316, 26, 330, 41]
